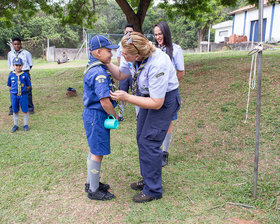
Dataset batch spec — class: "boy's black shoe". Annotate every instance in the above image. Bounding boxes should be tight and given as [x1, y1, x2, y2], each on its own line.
[29, 111, 34, 114]
[130, 179, 145, 191]
[11, 125, 18, 133]
[162, 151, 169, 167]
[85, 182, 110, 193]
[133, 191, 160, 203]
[8, 111, 13, 115]
[23, 125, 29, 131]
[118, 116, 124, 122]
[87, 189, 115, 201]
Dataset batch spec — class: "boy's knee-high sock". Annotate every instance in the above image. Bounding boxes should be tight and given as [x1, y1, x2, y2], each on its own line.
[13, 113, 19, 126]
[87, 158, 101, 192]
[23, 114, 29, 126]
[86, 153, 91, 184]
[162, 133, 172, 152]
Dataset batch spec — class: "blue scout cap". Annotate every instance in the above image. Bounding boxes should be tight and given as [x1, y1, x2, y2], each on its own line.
[89, 35, 119, 51]
[13, 57, 23, 65]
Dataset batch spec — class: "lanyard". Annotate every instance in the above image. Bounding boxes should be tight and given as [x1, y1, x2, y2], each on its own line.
[131, 57, 149, 95]
[160, 45, 166, 51]
[16, 72, 24, 96]
[14, 49, 23, 57]
[104, 67, 116, 91]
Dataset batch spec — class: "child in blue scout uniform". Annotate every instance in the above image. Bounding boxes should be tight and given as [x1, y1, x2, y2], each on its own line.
[8, 38, 34, 115]
[83, 35, 119, 201]
[154, 21, 185, 167]
[106, 32, 181, 203]
[7, 57, 31, 133]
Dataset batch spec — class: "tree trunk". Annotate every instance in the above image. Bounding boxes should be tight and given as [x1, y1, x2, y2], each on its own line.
[197, 25, 209, 52]
[198, 30, 203, 52]
[115, 0, 151, 33]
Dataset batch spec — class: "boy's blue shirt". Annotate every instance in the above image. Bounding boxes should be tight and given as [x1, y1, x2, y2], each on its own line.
[83, 55, 117, 112]
[7, 71, 31, 95]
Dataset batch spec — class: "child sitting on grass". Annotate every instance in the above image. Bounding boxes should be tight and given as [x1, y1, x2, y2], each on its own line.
[7, 57, 31, 133]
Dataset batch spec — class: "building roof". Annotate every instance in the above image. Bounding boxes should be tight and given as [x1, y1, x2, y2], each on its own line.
[212, 20, 233, 29]
[228, 0, 270, 15]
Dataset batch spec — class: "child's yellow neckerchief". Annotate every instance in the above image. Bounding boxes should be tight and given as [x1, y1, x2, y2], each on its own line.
[14, 71, 24, 96]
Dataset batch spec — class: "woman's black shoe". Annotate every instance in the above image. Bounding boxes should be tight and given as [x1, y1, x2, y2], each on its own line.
[133, 192, 160, 203]
[130, 179, 145, 191]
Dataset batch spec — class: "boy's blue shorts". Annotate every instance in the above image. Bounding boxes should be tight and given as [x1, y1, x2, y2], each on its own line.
[11, 94, 28, 113]
[83, 108, 111, 156]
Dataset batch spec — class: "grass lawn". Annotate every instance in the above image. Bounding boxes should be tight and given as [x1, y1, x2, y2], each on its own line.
[0, 51, 279, 223]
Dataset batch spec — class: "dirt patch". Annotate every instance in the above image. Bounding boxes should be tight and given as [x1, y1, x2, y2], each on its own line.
[227, 218, 261, 224]
[0, 112, 11, 127]
[24, 173, 129, 223]
[34, 62, 85, 70]
[0, 61, 85, 73]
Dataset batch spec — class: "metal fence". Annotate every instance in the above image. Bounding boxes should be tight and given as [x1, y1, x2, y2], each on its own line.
[11, 33, 155, 61]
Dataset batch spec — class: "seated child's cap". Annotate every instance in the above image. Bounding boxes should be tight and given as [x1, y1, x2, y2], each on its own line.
[89, 35, 119, 51]
[13, 57, 23, 65]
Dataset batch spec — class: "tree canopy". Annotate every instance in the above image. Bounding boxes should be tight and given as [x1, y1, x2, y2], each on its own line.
[159, 0, 273, 21]
[1, 0, 276, 57]
[0, 0, 100, 28]
[0, 13, 83, 57]
[1, 0, 266, 29]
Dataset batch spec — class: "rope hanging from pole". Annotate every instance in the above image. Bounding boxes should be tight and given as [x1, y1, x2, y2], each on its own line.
[244, 43, 263, 123]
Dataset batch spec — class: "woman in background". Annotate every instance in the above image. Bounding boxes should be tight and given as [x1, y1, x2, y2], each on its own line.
[154, 21, 185, 167]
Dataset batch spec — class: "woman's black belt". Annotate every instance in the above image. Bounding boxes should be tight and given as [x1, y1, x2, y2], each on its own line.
[141, 94, 150, 97]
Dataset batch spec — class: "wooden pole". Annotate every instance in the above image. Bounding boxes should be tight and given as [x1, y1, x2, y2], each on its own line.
[253, 0, 263, 199]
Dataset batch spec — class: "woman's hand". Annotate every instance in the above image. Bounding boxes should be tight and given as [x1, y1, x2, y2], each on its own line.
[105, 63, 130, 81]
[110, 90, 164, 110]
[110, 90, 129, 101]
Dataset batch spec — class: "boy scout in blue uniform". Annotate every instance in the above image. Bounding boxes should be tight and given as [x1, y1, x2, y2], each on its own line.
[83, 35, 119, 201]
[7, 57, 31, 132]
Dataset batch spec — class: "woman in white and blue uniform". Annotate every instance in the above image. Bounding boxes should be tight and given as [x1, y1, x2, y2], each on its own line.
[154, 21, 185, 167]
[106, 32, 181, 203]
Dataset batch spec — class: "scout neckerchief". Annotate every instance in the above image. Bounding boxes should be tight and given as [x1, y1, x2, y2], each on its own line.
[159, 45, 166, 52]
[104, 67, 117, 91]
[14, 49, 23, 57]
[14, 71, 24, 96]
[84, 57, 116, 91]
[131, 57, 149, 95]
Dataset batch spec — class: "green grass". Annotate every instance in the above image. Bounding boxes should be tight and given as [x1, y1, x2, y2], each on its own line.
[0, 51, 279, 223]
